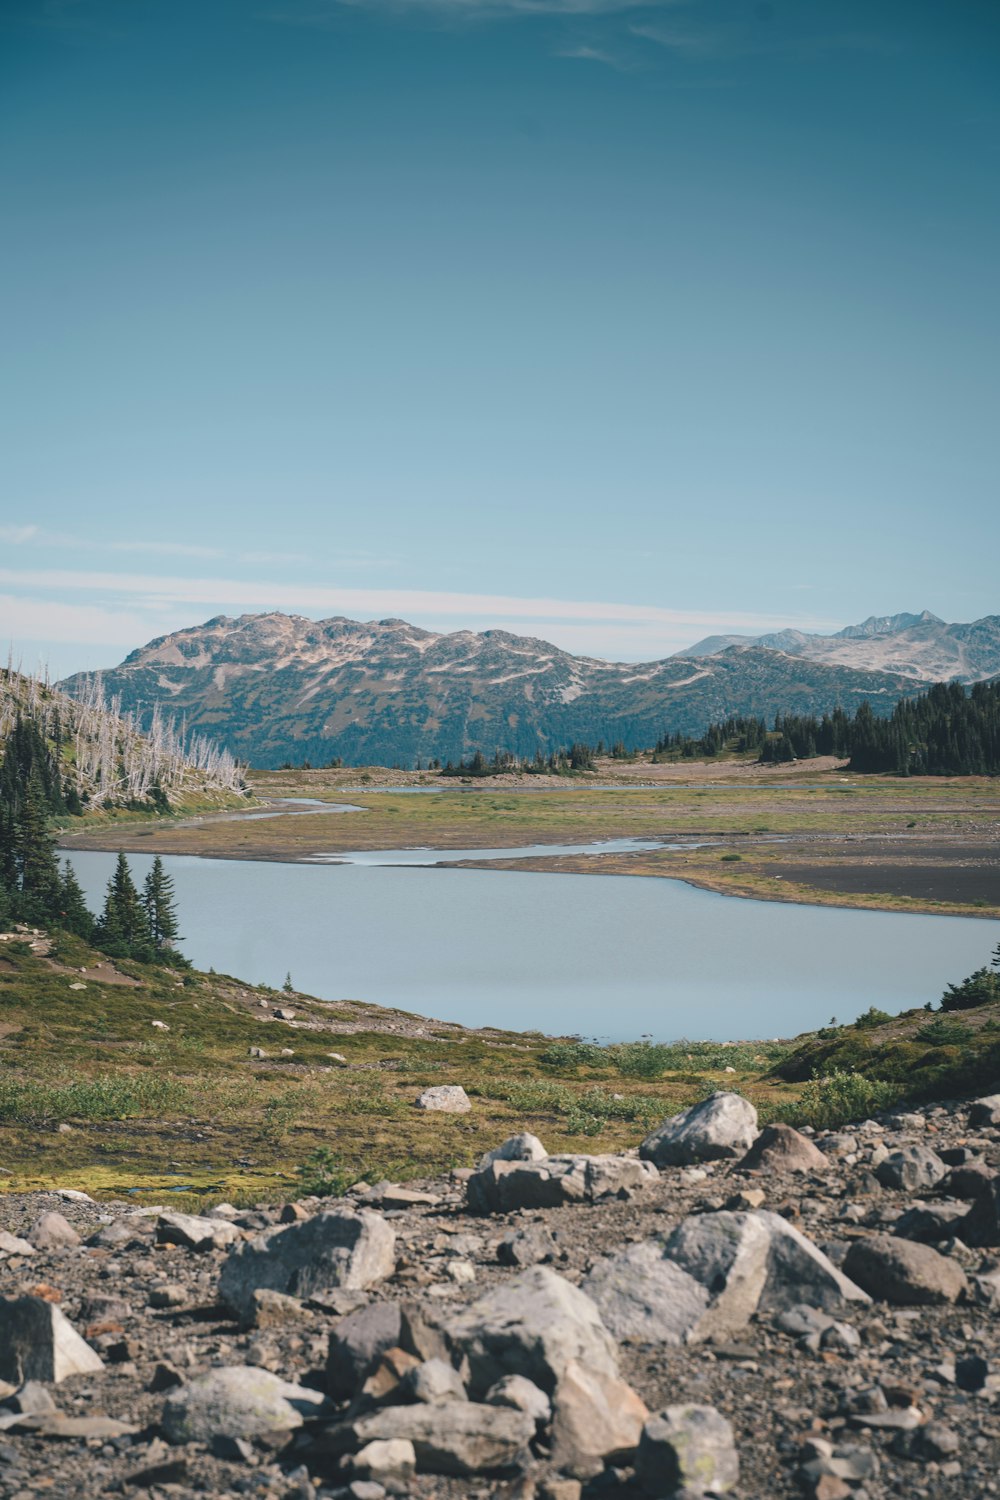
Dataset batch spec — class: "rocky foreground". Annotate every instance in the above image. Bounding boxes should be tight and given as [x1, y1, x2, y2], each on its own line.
[3, 1090, 1000, 1500]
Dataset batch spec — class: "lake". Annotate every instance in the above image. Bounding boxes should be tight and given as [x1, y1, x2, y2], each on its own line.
[60, 850, 999, 1042]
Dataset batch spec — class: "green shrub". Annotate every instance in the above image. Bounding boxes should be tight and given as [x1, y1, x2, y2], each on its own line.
[941, 968, 1000, 1012]
[853, 1007, 894, 1031]
[0, 1073, 188, 1123]
[915, 1017, 972, 1047]
[296, 1147, 352, 1198]
[779, 1069, 901, 1130]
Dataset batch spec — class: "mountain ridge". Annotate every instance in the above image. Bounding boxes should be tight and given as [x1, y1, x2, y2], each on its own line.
[55, 610, 971, 769]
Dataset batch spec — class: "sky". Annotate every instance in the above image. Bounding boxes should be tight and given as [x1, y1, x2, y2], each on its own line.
[1, 0, 998, 681]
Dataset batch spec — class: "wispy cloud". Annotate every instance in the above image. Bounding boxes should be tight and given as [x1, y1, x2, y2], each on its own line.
[0, 561, 845, 642]
[265, 0, 686, 24]
[0, 525, 41, 545]
[0, 527, 394, 571]
[555, 42, 633, 68]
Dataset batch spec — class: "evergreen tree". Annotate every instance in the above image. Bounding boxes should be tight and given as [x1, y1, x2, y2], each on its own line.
[0, 876, 13, 933]
[57, 862, 95, 940]
[142, 856, 180, 950]
[97, 853, 152, 959]
[13, 774, 62, 925]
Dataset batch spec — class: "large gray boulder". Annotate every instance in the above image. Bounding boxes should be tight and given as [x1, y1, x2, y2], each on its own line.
[219, 1209, 396, 1324]
[843, 1234, 968, 1306]
[0, 1297, 103, 1384]
[467, 1153, 656, 1214]
[635, 1405, 739, 1496]
[640, 1092, 758, 1167]
[162, 1367, 327, 1442]
[449, 1266, 618, 1396]
[874, 1145, 948, 1192]
[584, 1211, 868, 1345]
[324, 1401, 534, 1476]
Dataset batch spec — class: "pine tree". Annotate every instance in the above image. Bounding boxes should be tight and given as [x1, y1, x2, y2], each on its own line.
[58, 862, 95, 940]
[142, 857, 180, 950]
[0, 876, 13, 932]
[97, 852, 151, 958]
[14, 773, 62, 925]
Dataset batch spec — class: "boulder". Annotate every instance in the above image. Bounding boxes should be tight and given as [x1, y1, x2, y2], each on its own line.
[958, 1176, 1000, 1247]
[219, 1209, 396, 1324]
[162, 1367, 327, 1442]
[0, 1231, 36, 1257]
[327, 1302, 403, 1400]
[449, 1266, 618, 1396]
[550, 1360, 648, 1477]
[941, 1161, 994, 1199]
[415, 1086, 471, 1114]
[28, 1212, 81, 1250]
[326, 1401, 534, 1476]
[354, 1437, 417, 1483]
[0, 1297, 103, 1384]
[842, 1234, 968, 1305]
[640, 1092, 758, 1167]
[584, 1212, 868, 1345]
[893, 1203, 969, 1244]
[156, 1211, 241, 1252]
[968, 1094, 1000, 1128]
[738, 1124, 829, 1174]
[634, 1405, 739, 1496]
[497, 1225, 559, 1268]
[467, 1154, 656, 1215]
[479, 1133, 548, 1168]
[874, 1146, 947, 1193]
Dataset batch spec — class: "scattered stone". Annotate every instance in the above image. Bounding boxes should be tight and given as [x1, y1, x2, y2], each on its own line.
[219, 1208, 396, 1323]
[0, 1298, 103, 1383]
[941, 1160, 994, 1198]
[161, 1366, 327, 1442]
[250, 1287, 310, 1328]
[640, 1091, 759, 1167]
[738, 1123, 830, 1174]
[28, 1212, 81, 1250]
[958, 1175, 1000, 1247]
[415, 1085, 471, 1113]
[842, 1233, 968, 1305]
[327, 1301, 404, 1399]
[893, 1202, 968, 1243]
[634, 1405, 739, 1496]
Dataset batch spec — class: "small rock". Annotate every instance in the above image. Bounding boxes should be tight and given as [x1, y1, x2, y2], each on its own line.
[28, 1213, 81, 1251]
[497, 1225, 558, 1268]
[738, 1123, 830, 1174]
[156, 1211, 240, 1252]
[479, 1133, 548, 1168]
[968, 1094, 1000, 1128]
[485, 1375, 552, 1425]
[0, 1297, 103, 1384]
[874, 1145, 947, 1192]
[353, 1437, 416, 1483]
[550, 1360, 648, 1477]
[415, 1085, 471, 1113]
[400, 1358, 467, 1405]
[220, 1208, 396, 1325]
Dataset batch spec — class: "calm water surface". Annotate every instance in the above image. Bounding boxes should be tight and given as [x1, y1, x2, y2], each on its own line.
[61, 852, 999, 1042]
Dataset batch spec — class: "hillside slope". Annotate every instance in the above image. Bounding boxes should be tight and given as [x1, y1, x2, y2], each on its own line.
[59, 613, 916, 767]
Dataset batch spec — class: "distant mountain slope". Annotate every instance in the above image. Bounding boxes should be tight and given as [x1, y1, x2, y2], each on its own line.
[59, 613, 917, 768]
[679, 610, 1000, 683]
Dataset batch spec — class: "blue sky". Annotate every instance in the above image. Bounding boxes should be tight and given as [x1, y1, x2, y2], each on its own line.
[2, 0, 998, 679]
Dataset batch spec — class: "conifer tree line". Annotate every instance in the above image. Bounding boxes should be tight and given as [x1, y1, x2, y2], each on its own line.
[437, 681, 1000, 778]
[0, 716, 183, 959]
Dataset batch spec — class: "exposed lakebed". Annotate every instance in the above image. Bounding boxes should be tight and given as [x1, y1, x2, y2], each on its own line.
[60, 850, 999, 1041]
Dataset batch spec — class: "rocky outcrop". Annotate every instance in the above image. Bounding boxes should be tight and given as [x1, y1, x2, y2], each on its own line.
[467, 1152, 657, 1214]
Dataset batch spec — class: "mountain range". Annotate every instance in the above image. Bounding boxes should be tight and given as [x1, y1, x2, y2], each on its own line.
[57, 608, 1000, 768]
